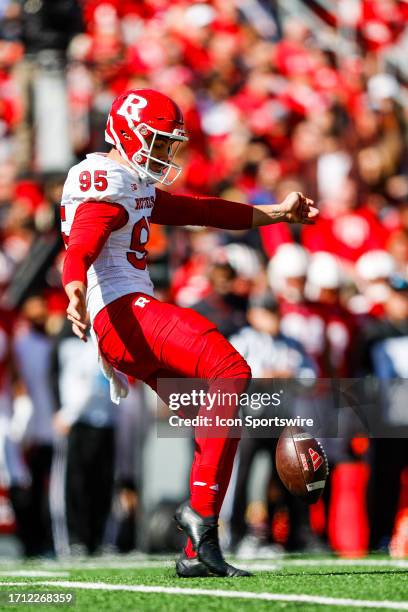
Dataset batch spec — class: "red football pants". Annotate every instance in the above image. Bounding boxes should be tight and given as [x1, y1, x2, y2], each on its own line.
[93, 293, 251, 550]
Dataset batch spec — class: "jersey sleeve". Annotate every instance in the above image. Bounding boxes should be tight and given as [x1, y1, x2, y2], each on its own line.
[151, 189, 254, 229]
[62, 201, 128, 287]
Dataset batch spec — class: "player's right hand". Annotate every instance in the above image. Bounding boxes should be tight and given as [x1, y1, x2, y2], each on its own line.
[65, 283, 88, 342]
[281, 191, 318, 224]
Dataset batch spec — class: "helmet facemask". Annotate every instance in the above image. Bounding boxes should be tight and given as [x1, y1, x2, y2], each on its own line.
[129, 123, 187, 185]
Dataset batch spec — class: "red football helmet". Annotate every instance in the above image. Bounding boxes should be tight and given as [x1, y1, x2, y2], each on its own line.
[105, 89, 188, 185]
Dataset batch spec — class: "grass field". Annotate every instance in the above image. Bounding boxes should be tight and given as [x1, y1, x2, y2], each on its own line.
[0, 554, 407, 611]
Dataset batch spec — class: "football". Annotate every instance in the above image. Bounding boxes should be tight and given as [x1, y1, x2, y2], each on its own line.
[276, 426, 329, 504]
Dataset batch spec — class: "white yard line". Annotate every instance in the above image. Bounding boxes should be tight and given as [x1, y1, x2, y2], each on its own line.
[0, 559, 174, 571]
[58, 559, 407, 572]
[0, 580, 407, 610]
[239, 563, 279, 571]
[0, 571, 69, 577]
[280, 559, 408, 569]
[51, 560, 174, 570]
[0, 557, 406, 572]
[0, 558, 407, 572]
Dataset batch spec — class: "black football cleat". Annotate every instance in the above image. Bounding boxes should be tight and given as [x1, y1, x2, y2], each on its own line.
[175, 503, 252, 577]
[176, 550, 212, 577]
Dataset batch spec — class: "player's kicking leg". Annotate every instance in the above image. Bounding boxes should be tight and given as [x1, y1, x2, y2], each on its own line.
[143, 308, 252, 576]
[94, 293, 252, 577]
[146, 362, 251, 577]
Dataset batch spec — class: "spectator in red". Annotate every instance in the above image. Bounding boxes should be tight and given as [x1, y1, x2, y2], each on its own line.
[302, 178, 388, 264]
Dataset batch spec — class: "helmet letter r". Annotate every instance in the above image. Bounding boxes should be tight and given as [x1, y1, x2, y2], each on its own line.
[117, 94, 148, 122]
[134, 297, 150, 308]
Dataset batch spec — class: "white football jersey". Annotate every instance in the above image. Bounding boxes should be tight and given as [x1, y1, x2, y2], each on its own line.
[61, 153, 155, 322]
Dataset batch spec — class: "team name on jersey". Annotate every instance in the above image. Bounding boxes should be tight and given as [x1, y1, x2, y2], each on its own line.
[135, 196, 155, 210]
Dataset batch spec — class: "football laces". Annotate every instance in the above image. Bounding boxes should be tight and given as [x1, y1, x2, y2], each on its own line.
[316, 439, 330, 476]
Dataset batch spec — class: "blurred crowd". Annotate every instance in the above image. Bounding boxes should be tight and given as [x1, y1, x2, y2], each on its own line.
[0, 0, 408, 559]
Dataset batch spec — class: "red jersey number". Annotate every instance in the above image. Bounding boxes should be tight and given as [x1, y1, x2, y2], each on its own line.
[79, 170, 108, 192]
[127, 217, 149, 270]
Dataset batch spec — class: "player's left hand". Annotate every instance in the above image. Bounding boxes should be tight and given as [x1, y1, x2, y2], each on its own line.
[65, 283, 88, 342]
[53, 412, 71, 437]
[281, 192, 319, 225]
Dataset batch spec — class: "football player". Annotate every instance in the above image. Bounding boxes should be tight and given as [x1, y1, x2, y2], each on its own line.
[61, 89, 318, 577]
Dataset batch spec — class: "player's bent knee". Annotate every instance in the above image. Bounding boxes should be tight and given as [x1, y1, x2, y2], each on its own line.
[209, 360, 251, 420]
[212, 355, 252, 394]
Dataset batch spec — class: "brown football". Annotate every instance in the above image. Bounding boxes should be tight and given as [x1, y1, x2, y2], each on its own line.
[276, 426, 329, 504]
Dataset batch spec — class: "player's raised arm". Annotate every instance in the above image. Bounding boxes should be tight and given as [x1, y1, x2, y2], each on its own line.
[152, 189, 253, 229]
[153, 188, 318, 229]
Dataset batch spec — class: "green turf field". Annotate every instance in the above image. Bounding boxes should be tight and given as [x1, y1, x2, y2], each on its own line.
[0, 555, 407, 611]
